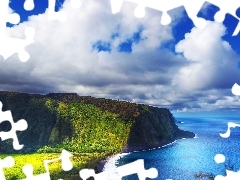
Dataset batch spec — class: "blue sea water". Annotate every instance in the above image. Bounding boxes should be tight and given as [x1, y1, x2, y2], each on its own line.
[117, 117, 240, 180]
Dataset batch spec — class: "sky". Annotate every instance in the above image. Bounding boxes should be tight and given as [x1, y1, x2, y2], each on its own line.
[1, 0, 240, 116]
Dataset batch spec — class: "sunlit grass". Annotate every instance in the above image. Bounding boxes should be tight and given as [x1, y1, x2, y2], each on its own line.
[0, 152, 108, 179]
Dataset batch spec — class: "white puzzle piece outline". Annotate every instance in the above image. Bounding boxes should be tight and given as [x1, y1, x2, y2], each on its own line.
[0, 0, 239, 179]
[0, 156, 15, 180]
[214, 123, 240, 179]
[79, 159, 158, 180]
[0, 0, 82, 62]
[22, 149, 73, 180]
[0, 101, 28, 150]
[0, 0, 36, 62]
[110, 0, 240, 35]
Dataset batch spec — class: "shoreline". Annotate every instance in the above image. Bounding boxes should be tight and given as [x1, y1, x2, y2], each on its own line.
[121, 132, 196, 154]
[102, 133, 196, 172]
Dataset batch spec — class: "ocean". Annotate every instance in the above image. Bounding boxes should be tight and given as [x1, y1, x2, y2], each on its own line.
[113, 117, 240, 180]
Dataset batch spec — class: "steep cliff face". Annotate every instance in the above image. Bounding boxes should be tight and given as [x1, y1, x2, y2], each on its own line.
[0, 91, 194, 154]
[124, 106, 194, 152]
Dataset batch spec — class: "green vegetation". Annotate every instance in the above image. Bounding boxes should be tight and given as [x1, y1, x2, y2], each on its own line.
[0, 91, 194, 179]
[0, 152, 108, 179]
[40, 99, 132, 154]
[0, 93, 132, 179]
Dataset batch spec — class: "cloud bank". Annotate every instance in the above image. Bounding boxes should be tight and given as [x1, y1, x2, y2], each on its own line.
[1, 0, 240, 114]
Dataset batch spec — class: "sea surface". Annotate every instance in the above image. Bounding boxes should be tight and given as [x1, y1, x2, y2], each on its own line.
[115, 117, 240, 180]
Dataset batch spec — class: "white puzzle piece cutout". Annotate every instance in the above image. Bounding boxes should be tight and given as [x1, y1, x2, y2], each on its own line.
[0, 0, 35, 62]
[79, 159, 158, 180]
[22, 149, 73, 180]
[110, 0, 240, 35]
[214, 124, 240, 179]
[0, 101, 28, 150]
[0, 156, 15, 180]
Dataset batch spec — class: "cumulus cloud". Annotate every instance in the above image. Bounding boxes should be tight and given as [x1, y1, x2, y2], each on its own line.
[0, 0, 239, 113]
[175, 22, 240, 91]
[1, 0, 176, 92]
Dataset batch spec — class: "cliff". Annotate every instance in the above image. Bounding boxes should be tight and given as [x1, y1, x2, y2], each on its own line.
[124, 106, 194, 152]
[0, 91, 194, 154]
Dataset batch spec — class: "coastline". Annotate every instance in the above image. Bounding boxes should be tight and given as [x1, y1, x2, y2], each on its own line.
[102, 133, 196, 173]
[122, 131, 196, 154]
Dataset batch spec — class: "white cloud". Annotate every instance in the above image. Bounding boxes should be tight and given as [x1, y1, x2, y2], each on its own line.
[174, 21, 240, 92]
[0, 0, 239, 113]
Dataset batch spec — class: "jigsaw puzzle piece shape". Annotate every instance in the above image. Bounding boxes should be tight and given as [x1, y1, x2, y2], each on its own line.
[43, 149, 73, 172]
[22, 150, 73, 180]
[110, 0, 184, 24]
[116, 159, 158, 180]
[110, 0, 207, 27]
[79, 159, 158, 180]
[206, 0, 240, 36]
[0, 101, 28, 150]
[182, 0, 207, 29]
[0, 26, 35, 62]
[142, 0, 207, 27]
[0, 119, 28, 150]
[141, 0, 184, 25]
[140, 0, 184, 25]
[110, 0, 240, 32]
[0, 156, 15, 180]
[207, 0, 240, 22]
[0, 0, 35, 62]
[219, 122, 240, 138]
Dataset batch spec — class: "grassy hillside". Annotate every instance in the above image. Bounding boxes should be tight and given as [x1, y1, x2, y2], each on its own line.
[0, 91, 194, 179]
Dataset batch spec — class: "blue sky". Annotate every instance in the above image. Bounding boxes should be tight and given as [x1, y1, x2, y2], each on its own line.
[1, 0, 240, 116]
